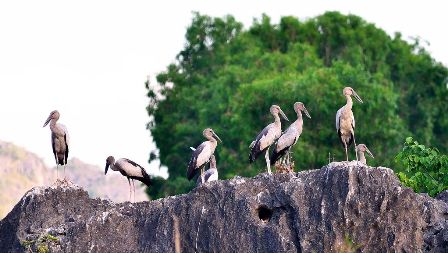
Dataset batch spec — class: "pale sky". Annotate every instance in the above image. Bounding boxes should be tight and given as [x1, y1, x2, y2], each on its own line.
[0, 1, 446, 178]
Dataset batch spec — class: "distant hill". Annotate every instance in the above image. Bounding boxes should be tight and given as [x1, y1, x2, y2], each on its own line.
[0, 140, 148, 218]
[0, 141, 50, 218]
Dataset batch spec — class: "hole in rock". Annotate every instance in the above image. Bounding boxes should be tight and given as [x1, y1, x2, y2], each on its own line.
[257, 206, 273, 222]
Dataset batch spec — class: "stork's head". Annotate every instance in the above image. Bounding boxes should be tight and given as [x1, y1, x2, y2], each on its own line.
[294, 102, 311, 119]
[203, 128, 222, 143]
[209, 155, 217, 169]
[270, 105, 289, 121]
[105, 156, 115, 175]
[356, 144, 374, 158]
[343, 87, 363, 103]
[43, 110, 60, 127]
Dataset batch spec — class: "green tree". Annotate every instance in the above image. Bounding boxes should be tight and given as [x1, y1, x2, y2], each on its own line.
[146, 12, 447, 198]
[395, 137, 448, 197]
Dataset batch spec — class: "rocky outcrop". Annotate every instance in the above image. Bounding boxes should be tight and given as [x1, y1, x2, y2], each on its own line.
[0, 162, 447, 252]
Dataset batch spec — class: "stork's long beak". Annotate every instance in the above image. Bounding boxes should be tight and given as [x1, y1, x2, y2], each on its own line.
[366, 148, 374, 158]
[43, 115, 52, 127]
[352, 90, 363, 103]
[303, 106, 311, 119]
[213, 132, 222, 143]
[105, 163, 110, 175]
[279, 109, 289, 121]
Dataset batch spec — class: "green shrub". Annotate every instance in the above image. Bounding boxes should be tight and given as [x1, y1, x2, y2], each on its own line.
[395, 137, 448, 197]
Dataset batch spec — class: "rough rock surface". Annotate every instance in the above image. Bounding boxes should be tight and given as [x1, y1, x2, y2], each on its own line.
[0, 162, 447, 252]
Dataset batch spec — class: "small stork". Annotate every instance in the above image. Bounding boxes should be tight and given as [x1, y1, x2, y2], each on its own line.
[270, 102, 311, 166]
[356, 144, 374, 165]
[43, 110, 69, 180]
[187, 128, 222, 181]
[196, 155, 218, 187]
[249, 105, 289, 174]
[105, 156, 152, 202]
[336, 87, 363, 161]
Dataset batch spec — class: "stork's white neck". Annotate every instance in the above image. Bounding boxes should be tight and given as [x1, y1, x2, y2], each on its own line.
[295, 111, 303, 127]
[358, 151, 366, 164]
[345, 95, 353, 109]
[296, 110, 303, 120]
[49, 118, 57, 127]
[209, 160, 216, 169]
[110, 162, 119, 171]
[49, 119, 60, 132]
[206, 135, 218, 143]
[205, 136, 218, 154]
[273, 113, 281, 125]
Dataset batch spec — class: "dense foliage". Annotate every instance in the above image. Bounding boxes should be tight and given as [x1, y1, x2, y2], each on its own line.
[145, 12, 448, 198]
[395, 137, 448, 197]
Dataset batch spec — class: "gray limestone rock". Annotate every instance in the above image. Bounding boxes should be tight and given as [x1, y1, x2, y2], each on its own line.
[0, 162, 447, 252]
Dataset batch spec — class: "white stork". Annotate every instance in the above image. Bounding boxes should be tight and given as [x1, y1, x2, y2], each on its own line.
[105, 156, 152, 202]
[187, 128, 222, 181]
[270, 102, 311, 166]
[336, 87, 363, 161]
[249, 105, 289, 174]
[43, 110, 69, 180]
[356, 144, 374, 165]
[196, 155, 218, 187]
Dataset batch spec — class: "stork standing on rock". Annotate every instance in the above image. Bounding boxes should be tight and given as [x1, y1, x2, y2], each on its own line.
[43, 110, 69, 180]
[336, 87, 363, 161]
[249, 105, 289, 174]
[105, 156, 152, 202]
[187, 128, 222, 181]
[356, 144, 374, 165]
[196, 155, 218, 187]
[270, 102, 311, 167]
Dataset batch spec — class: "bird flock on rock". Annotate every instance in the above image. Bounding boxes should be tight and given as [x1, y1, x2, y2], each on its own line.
[43, 87, 374, 202]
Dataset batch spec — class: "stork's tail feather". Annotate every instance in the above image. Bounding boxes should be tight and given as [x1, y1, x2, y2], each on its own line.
[249, 146, 270, 163]
[270, 148, 287, 166]
[187, 161, 196, 181]
[249, 141, 263, 163]
[270, 150, 280, 166]
[138, 170, 152, 187]
[249, 152, 256, 163]
[348, 133, 354, 147]
[57, 155, 66, 165]
[143, 172, 152, 187]
[141, 175, 152, 187]
[338, 129, 354, 148]
[130, 175, 152, 187]
[249, 149, 263, 163]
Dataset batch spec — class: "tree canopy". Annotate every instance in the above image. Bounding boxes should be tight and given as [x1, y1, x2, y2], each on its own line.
[146, 11, 448, 199]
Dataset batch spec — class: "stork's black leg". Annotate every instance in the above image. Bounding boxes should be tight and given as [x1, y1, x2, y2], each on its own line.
[287, 150, 291, 165]
[352, 132, 358, 161]
[344, 141, 348, 162]
[132, 179, 135, 203]
[265, 147, 271, 174]
[200, 164, 206, 184]
[54, 154, 59, 181]
[127, 178, 131, 202]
